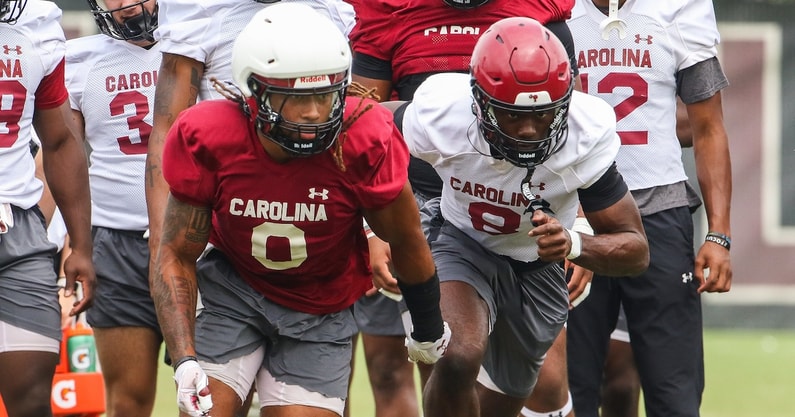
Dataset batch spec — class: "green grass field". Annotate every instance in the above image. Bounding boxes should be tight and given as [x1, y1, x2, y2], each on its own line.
[149, 329, 795, 417]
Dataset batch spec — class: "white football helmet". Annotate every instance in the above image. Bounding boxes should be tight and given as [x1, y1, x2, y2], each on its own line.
[232, 3, 351, 156]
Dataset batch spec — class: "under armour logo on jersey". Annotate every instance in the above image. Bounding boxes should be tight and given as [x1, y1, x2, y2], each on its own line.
[547, 412, 563, 417]
[634, 34, 653, 45]
[525, 181, 545, 191]
[2, 45, 22, 55]
[308, 188, 329, 200]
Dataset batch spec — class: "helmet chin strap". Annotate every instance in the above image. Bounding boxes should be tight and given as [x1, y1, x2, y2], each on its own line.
[521, 168, 555, 224]
[122, 11, 155, 42]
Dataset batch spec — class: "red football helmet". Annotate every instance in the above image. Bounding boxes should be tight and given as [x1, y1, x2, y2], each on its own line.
[0, 0, 26, 24]
[470, 17, 573, 168]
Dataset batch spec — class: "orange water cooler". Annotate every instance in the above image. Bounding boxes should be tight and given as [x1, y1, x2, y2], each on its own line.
[0, 324, 105, 417]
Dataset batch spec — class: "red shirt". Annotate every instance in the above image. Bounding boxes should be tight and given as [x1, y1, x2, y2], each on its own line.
[163, 97, 408, 314]
[350, 0, 574, 83]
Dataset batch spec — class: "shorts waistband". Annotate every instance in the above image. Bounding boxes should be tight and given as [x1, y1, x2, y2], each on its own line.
[501, 256, 551, 273]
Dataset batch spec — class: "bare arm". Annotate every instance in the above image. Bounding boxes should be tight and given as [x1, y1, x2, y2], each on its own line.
[364, 183, 444, 344]
[33, 101, 96, 312]
[33, 146, 55, 225]
[146, 53, 203, 273]
[151, 195, 210, 362]
[351, 73, 392, 104]
[688, 91, 732, 292]
[578, 192, 649, 276]
[530, 192, 649, 277]
[363, 184, 435, 286]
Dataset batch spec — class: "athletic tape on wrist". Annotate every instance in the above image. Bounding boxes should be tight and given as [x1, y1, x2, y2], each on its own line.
[566, 229, 582, 260]
[572, 216, 594, 236]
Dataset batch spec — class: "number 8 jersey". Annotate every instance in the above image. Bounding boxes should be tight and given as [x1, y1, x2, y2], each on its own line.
[568, 0, 724, 191]
[65, 34, 162, 231]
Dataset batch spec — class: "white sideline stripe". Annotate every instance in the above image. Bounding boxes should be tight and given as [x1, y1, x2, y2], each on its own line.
[702, 284, 795, 305]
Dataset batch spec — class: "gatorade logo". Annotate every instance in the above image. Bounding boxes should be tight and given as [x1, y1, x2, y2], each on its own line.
[52, 379, 77, 409]
[70, 347, 92, 371]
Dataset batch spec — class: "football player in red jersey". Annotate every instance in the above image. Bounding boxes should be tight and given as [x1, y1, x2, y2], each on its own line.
[150, 4, 448, 417]
[0, 1, 96, 416]
[346, 1, 589, 416]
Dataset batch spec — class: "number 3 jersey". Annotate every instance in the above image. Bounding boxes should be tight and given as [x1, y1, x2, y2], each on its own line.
[155, 0, 355, 102]
[162, 97, 409, 314]
[568, 0, 724, 191]
[65, 35, 162, 231]
[402, 73, 620, 263]
[0, 1, 68, 209]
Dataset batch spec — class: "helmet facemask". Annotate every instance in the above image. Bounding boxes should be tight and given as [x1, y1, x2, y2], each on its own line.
[88, 0, 158, 42]
[0, 0, 27, 24]
[472, 80, 572, 168]
[248, 72, 348, 157]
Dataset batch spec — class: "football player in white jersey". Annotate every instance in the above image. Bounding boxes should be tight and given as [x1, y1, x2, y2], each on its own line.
[388, 17, 649, 417]
[0, 1, 96, 416]
[64, 0, 162, 415]
[565, 1, 733, 417]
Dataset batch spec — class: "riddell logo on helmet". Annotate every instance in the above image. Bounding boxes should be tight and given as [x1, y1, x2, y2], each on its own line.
[295, 75, 331, 88]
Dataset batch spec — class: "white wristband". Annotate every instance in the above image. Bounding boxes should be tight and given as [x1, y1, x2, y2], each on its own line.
[566, 229, 582, 260]
[572, 217, 594, 236]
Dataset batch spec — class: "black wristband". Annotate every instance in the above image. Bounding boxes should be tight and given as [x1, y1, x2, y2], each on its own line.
[172, 355, 198, 370]
[397, 272, 444, 342]
[705, 232, 731, 251]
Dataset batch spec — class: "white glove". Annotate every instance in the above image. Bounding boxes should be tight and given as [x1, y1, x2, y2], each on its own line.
[405, 321, 451, 364]
[174, 358, 213, 417]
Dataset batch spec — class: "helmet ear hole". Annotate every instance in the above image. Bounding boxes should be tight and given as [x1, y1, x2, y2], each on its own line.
[248, 77, 260, 94]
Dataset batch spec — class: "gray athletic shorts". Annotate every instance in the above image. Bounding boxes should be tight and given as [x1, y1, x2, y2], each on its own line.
[353, 192, 438, 336]
[195, 250, 358, 399]
[353, 293, 404, 335]
[0, 205, 60, 341]
[85, 227, 159, 332]
[433, 222, 569, 398]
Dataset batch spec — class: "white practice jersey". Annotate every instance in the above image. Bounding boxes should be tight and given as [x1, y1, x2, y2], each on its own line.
[0, 1, 66, 209]
[154, 0, 356, 101]
[568, 0, 721, 191]
[402, 73, 620, 262]
[66, 35, 161, 230]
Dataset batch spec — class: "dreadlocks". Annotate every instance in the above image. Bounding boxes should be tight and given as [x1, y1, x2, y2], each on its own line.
[211, 78, 382, 172]
[332, 82, 380, 171]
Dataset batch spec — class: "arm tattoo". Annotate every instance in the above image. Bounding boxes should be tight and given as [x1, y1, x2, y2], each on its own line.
[162, 197, 211, 248]
[187, 208, 211, 243]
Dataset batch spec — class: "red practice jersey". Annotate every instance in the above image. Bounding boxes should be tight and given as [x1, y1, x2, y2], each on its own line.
[163, 96, 408, 314]
[349, 0, 573, 84]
